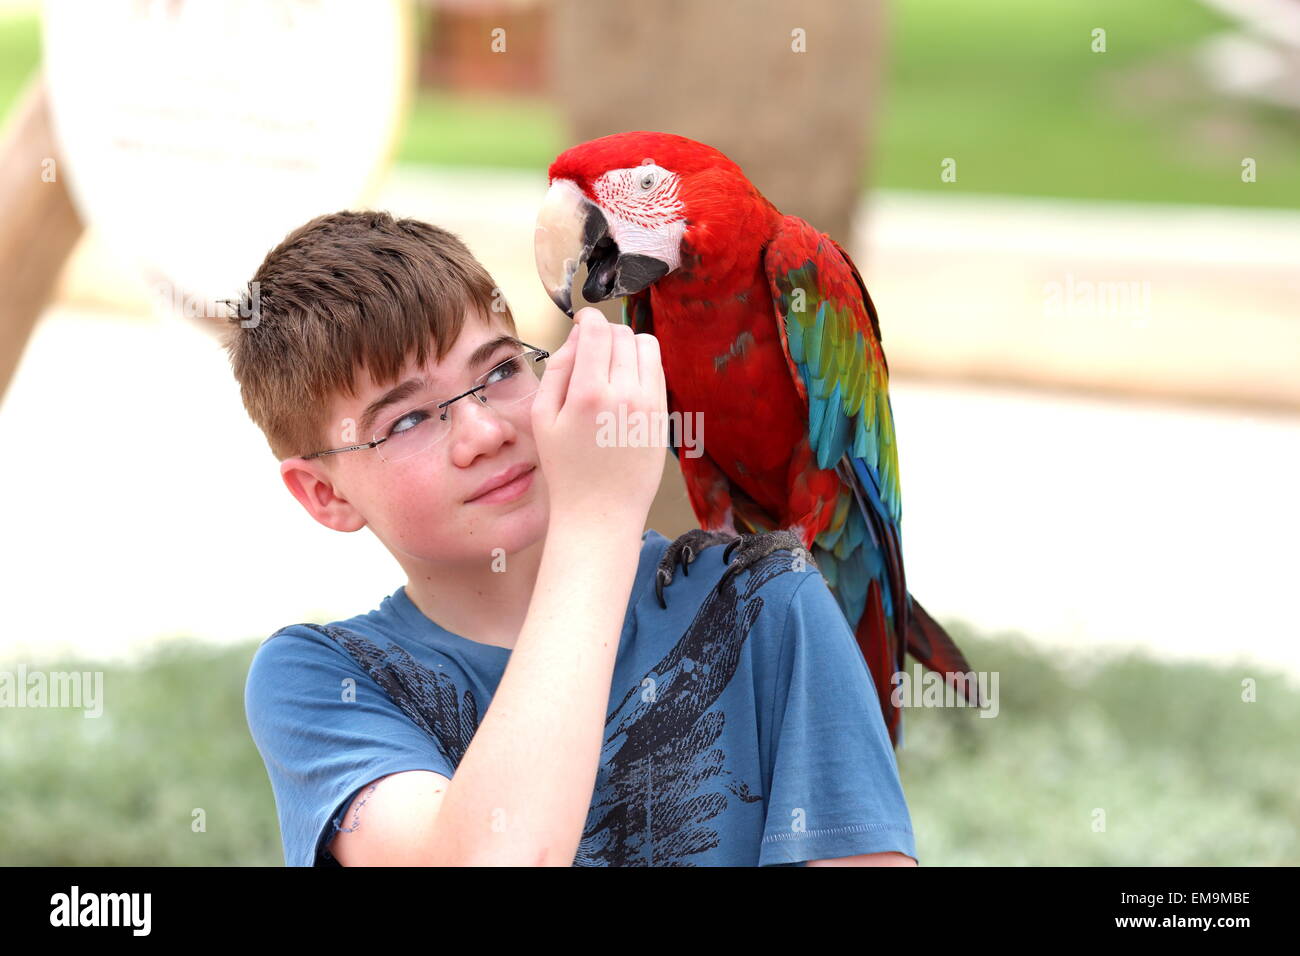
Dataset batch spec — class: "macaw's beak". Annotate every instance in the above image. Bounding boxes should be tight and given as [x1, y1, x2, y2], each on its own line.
[534, 179, 670, 317]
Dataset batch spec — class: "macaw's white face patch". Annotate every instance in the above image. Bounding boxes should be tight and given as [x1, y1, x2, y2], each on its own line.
[592, 161, 686, 273]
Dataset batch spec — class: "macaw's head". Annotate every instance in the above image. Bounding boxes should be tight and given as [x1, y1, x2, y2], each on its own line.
[534, 130, 756, 316]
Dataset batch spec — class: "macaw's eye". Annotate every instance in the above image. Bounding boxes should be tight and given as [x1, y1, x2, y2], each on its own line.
[639, 170, 657, 190]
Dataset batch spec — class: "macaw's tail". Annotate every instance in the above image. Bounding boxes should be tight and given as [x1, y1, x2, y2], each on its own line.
[853, 585, 980, 750]
[906, 596, 981, 708]
[854, 577, 905, 749]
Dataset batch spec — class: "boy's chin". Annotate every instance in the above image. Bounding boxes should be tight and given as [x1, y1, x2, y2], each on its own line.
[470, 502, 548, 554]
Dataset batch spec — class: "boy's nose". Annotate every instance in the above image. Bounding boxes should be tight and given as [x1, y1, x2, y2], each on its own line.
[450, 393, 514, 442]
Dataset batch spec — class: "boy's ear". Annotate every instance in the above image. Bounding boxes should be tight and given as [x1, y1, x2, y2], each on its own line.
[279, 458, 367, 533]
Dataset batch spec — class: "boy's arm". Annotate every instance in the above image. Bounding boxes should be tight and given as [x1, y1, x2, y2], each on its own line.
[807, 851, 917, 866]
[331, 512, 644, 867]
[244, 627, 461, 867]
[328, 769, 451, 866]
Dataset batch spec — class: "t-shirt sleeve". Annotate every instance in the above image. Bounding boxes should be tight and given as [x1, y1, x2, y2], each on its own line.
[244, 626, 457, 867]
[758, 571, 919, 866]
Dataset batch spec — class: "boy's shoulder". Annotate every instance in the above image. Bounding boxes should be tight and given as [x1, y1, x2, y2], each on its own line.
[250, 584, 420, 655]
[248, 613, 378, 668]
[244, 594, 429, 705]
[243, 620, 364, 720]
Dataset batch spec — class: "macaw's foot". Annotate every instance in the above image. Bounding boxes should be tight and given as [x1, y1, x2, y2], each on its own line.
[654, 528, 738, 609]
[719, 530, 815, 585]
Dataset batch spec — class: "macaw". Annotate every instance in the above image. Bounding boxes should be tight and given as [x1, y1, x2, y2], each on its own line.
[534, 131, 977, 747]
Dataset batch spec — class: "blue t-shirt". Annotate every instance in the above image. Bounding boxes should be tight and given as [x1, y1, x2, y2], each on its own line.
[244, 529, 917, 867]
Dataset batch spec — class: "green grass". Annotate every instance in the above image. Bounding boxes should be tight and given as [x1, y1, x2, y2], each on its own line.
[398, 90, 564, 170]
[393, 0, 1300, 209]
[897, 624, 1300, 865]
[3, 1, 1296, 208]
[1, 624, 1296, 865]
[0, 640, 278, 865]
[0, 9, 38, 121]
[875, 0, 1300, 207]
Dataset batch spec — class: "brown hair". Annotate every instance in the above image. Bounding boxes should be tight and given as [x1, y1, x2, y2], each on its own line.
[221, 210, 516, 461]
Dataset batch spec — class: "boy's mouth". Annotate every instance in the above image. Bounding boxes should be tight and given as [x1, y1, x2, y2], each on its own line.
[465, 463, 537, 503]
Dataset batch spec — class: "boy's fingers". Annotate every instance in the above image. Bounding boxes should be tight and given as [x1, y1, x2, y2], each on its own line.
[609, 323, 638, 388]
[533, 322, 578, 422]
[635, 332, 662, 400]
[572, 308, 612, 396]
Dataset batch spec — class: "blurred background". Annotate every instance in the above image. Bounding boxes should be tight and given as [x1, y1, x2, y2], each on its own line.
[0, 0, 1297, 865]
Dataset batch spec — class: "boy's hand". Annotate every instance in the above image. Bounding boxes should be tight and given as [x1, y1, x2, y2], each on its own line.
[531, 308, 668, 526]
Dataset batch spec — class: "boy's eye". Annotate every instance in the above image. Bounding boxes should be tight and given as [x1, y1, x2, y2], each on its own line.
[485, 357, 521, 384]
[387, 408, 429, 438]
[379, 352, 523, 440]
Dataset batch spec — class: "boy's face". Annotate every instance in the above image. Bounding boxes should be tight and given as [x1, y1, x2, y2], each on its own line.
[285, 310, 550, 567]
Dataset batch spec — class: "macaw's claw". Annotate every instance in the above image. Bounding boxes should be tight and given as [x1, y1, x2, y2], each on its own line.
[720, 530, 815, 584]
[654, 528, 739, 609]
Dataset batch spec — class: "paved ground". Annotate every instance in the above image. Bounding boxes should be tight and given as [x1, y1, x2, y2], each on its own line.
[3, 167, 1297, 686]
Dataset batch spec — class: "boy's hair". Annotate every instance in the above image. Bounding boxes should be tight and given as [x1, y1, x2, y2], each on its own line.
[222, 210, 516, 461]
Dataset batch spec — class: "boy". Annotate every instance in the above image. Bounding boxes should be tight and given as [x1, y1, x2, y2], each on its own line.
[228, 209, 918, 867]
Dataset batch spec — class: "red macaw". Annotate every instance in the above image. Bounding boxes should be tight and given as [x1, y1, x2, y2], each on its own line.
[534, 131, 977, 746]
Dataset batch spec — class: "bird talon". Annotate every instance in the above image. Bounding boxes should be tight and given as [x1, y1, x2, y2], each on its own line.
[681, 545, 693, 576]
[655, 568, 670, 609]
